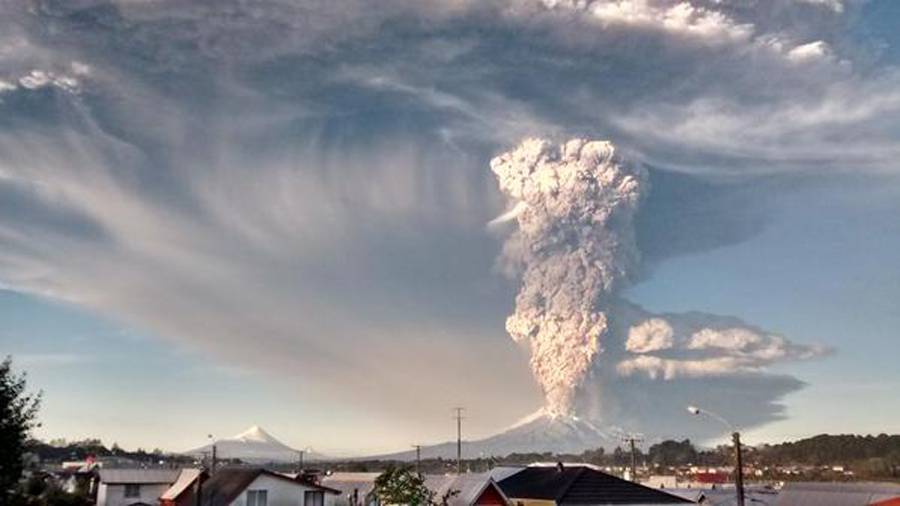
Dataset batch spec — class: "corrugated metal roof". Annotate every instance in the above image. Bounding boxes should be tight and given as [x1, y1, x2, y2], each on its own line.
[424, 473, 509, 506]
[99, 468, 181, 484]
[782, 483, 900, 494]
[772, 482, 900, 506]
[489, 467, 526, 483]
[321, 472, 381, 498]
[160, 469, 202, 500]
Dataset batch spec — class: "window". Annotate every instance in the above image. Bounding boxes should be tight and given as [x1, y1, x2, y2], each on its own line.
[248, 490, 268, 506]
[124, 484, 140, 498]
[305, 490, 324, 506]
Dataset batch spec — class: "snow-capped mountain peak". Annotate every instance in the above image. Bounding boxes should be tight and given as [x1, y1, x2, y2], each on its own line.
[370, 410, 618, 460]
[184, 425, 326, 463]
[232, 425, 280, 444]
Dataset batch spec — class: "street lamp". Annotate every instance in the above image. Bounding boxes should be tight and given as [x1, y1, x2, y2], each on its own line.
[687, 406, 745, 506]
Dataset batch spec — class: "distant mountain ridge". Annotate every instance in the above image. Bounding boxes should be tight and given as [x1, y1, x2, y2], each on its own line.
[369, 410, 616, 461]
[184, 425, 325, 463]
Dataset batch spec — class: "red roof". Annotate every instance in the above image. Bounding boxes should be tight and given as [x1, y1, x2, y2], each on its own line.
[870, 497, 900, 506]
[693, 472, 728, 484]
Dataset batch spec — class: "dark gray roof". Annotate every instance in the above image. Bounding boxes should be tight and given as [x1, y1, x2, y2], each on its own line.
[99, 469, 181, 484]
[498, 465, 694, 505]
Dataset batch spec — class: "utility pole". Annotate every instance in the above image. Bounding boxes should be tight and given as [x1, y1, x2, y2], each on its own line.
[621, 434, 643, 482]
[733, 432, 746, 506]
[453, 408, 465, 474]
[299, 450, 305, 472]
[207, 435, 217, 476]
[411, 445, 422, 475]
[687, 407, 745, 506]
[211, 444, 217, 475]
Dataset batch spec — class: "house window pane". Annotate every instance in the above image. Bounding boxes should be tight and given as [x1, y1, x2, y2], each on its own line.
[124, 484, 140, 498]
[248, 490, 268, 506]
[305, 490, 324, 506]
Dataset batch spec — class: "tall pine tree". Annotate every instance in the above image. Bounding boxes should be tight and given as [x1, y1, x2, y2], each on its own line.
[0, 356, 41, 502]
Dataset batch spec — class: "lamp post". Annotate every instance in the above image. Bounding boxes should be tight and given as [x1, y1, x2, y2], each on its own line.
[207, 434, 217, 476]
[687, 406, 745, 506]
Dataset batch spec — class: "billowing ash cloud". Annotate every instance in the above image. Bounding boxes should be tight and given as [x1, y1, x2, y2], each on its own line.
[574, 300, 830, 437]
[613, 304, 828, 382]
[490, 138, 647, 415]
[492, 139, 828, 423]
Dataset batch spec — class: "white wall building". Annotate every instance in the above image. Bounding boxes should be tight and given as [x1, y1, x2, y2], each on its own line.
[97, 469, 181, 506]
[202, 468, 341, 506]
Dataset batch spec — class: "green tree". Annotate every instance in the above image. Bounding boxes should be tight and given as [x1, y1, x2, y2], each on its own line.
[373, 466, 458, 506]
[648, 439, 698, 467]
[1, 356, 42, 503]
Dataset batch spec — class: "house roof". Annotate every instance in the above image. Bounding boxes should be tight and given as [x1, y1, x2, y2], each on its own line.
[497, 465, 693, 505]
[320, 472, 382, 498]
[201, 468, 341, 506]
[160, 469, 203, 500]
[425, 473, 511, 506]
[98, 469, 181, 485]
[870, 498, 900, 506]
[772, 482, 900, 506]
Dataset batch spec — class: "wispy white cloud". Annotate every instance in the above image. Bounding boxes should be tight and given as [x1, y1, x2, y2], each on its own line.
[14, 353, 90, 367]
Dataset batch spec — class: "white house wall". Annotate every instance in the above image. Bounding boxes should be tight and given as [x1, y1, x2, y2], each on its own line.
[97, 482, 171, 506]
[229, 475, 338, 506]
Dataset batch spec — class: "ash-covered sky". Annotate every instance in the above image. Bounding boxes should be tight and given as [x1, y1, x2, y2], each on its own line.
[2, 0, 900, 454]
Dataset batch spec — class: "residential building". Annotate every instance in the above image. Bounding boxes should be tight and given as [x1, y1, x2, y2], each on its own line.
[201, 468, 341, 506]
[97, 469, 182, 506]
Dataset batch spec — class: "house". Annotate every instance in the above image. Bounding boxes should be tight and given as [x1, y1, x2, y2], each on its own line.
[496, 464, 695, 506]
[425, 473, 511, 506]
[160, 469, 206, 506]
[320, 472, 382, 506]
[201, 468, 341, 506]
[97, 469, 182, 506]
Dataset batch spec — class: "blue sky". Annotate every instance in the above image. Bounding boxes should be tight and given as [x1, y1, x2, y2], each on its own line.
[2, 0, 900, 455]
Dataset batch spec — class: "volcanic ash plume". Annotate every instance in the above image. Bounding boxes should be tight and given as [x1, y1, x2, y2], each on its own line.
[490, 138, 647, 415]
